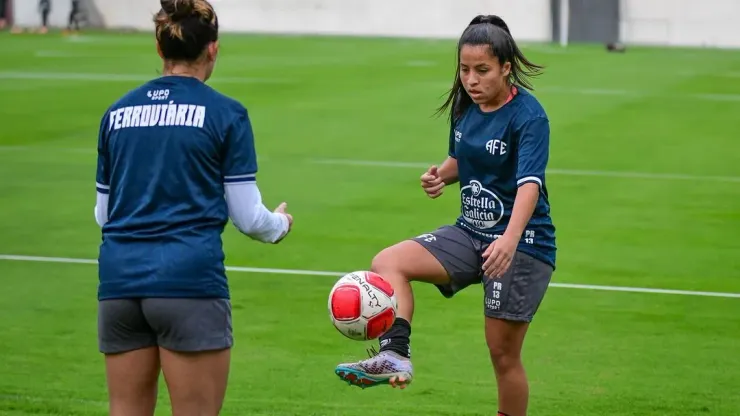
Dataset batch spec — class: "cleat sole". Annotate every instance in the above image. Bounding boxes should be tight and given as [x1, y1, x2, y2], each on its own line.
[335, 367, 412, 389]
[335, 367, 387, 388]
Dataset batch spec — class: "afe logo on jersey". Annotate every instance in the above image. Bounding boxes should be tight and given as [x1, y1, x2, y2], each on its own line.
[460, 180, 504, 229]
[486, 139, 506, 156]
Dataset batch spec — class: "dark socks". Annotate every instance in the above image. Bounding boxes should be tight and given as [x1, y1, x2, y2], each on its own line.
[497, 412, 511, 416]
[378, 317, 411, 358]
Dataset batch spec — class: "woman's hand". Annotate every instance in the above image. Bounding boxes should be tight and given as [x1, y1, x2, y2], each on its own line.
[481, 234, 518, 278]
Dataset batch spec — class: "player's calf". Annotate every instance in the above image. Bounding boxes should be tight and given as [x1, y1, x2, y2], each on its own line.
[369, 239, 451, 359]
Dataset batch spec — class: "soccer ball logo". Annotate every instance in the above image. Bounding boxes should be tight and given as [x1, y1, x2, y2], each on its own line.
[328, 271, 398, 341]
[471, 180, 482, 196]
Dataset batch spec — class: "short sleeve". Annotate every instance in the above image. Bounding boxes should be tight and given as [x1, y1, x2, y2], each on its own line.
[222, 108, 258, 185]
[516, 116, 550, 188]
[447, 122, 458, 158]
[96, 112, 110, 194]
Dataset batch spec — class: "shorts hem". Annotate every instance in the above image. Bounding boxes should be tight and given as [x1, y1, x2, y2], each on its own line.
[158, 336, 234, 353]
[483, 312, 534, 323]
[99, 340, 157, 355]
[98, 293, 230, 301]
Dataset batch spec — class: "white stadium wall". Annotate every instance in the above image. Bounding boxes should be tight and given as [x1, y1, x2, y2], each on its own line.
[11, 0, 552, 41]
[208, 0, 552, 41]
[9, 0, 740, 48]
[12, 0, 74, 28]
[620, 0, 740, 48]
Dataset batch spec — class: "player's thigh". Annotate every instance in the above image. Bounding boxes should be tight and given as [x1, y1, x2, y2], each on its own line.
[482, 250, 553, 323]
[98, 299, 160, 409]
[482, 252, 551, 362]
[159, 347, 230, 416]
[104, 347, 161, 416]
[371, 239, 449, 286]
[391, 225, 484, 297]
[142, 298, 232, 414]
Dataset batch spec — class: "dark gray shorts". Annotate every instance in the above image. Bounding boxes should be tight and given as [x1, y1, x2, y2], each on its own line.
[412, 225, 553, 322]
[98, 298, 233, 354]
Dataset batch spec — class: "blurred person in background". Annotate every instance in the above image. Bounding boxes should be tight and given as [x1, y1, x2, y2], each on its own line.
[334, 14, 555, 416]
[10, 0, 50, 34]
[38, 0, 50, 33]
[65, 0, 81, 33]
[0, 0, 7, 30]
[94, 0, 292, 414]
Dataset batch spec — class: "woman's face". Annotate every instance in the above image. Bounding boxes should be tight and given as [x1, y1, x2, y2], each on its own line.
[459, 44, 511, 106]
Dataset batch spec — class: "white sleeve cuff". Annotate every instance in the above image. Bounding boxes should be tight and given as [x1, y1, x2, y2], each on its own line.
[516, 176, 542, 187]
[223, 173, 256, 185]
[96, 182, 110, 194]
[95, 191, 109, 227]
[225, 182, 289, 243]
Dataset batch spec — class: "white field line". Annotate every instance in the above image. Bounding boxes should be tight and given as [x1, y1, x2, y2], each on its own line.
[0, 71, 293, 85]
[310, 159, 740, 183]
[0, 149, 736, 183]
[1, 254, 738, 299]
[2, 71, 740, 102]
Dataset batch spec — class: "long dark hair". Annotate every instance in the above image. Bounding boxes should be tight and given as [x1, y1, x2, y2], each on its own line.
[436, 15, 544, 123]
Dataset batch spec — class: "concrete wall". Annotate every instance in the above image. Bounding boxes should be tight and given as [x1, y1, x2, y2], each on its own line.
[10, 0, 740, 48]
[11, 0, 552, 41]
[620, 0, 740, 48]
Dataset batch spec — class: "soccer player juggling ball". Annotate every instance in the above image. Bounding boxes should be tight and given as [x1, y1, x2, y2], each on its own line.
[93, 1, 292, 415]
[335, 15, 556, 416]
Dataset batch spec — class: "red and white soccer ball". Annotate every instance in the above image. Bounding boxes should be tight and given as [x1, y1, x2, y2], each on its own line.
[328, 271, 398, 341]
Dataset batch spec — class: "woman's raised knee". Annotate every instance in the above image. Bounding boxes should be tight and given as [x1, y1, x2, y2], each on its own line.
[370, 245, 406, 278]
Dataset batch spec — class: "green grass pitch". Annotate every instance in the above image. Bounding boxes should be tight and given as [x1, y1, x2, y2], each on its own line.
[0, 30, 739, 415]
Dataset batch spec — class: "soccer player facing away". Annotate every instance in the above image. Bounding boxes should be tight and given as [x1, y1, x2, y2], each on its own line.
[335, 15, 555, 416]
[94, 1, 292, 415]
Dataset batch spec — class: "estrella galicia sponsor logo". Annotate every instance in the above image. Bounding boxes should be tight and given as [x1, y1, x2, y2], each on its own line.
[460, 180, 504, 229]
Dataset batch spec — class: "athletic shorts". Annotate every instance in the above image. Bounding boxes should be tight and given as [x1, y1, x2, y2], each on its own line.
[412, 225, 553, 322]
[97, 298, 233, 354]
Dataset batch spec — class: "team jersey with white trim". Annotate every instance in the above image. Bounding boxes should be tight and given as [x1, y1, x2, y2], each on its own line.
[448, 87, 556, 268]
[95, 75, 260, 300]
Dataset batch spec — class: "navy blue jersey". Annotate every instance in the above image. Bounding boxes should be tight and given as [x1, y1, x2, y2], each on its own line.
[448, 87, 556, 268]
[95, 75, 257, 300]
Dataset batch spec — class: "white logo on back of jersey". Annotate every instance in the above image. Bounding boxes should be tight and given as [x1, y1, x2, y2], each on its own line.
[460, 180, 504, 229]
[108, 101, 206, 131]
[147, 89, 170, 101]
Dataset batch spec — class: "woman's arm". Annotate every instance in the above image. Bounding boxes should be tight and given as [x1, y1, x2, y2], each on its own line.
[225, 182, 290, 244]
[437, 156, 459, 185]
